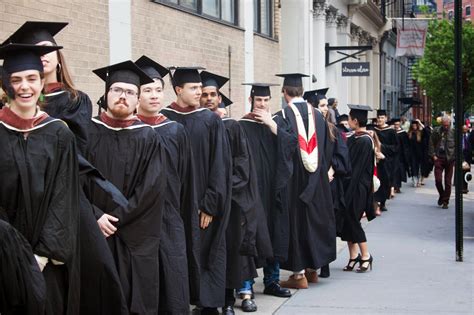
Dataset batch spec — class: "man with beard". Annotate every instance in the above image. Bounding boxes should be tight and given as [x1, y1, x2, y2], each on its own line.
[200, 72, 272, 314]
[85, 61, 167, 314]
[372, 110, 398, 212]
[161, 67, 231, 315]
[274, 73, 335, 290]
[239, 83, 296, 298]
[135, 55, 200, 314]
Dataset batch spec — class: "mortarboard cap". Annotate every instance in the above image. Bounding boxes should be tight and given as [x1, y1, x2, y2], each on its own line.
[170, 66, 204, 87]
[0, 43, 62, 74]
[242, 83, 278, 97]
[135, 55, 169, 81]
[200, 71, 229, 90]
[93, 60, 154, 90]
[337, 114, 349, 123]
[303, 89, 318, 104]
[2, 21, 68, 46]
[219, 93, 233, 108]
[377, 109, 387, 116]
[348, 104, 372, 122]
[316, 88, 329, 96]
[275, 73, 309, 88]
[347, 104, 373, 112]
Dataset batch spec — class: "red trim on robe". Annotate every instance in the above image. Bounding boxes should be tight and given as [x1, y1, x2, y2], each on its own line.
[99, 112, 140, 128]
[137, 114, 168, 126]
[44, 82, 64, 94]
[0, 106, 49, 130]
[169, 102, 200, 113]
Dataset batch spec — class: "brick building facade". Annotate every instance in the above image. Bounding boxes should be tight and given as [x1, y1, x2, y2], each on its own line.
[0, 0, 282, 118]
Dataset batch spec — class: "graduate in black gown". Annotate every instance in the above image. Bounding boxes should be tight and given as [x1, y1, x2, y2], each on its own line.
[304, 89, 351, 279]
[85, 61, 167, 315]
[200, 72, 271, 314]
[373, 110, 399, 212]
[408, 120, 425, 187]
[239, 83, 296, 298]
[341, 105, 376, 273]
[0, 44, 80, 315]
[2, 21, 129, 314]
[135, 55, 200, 314]
[161, 67, 232, 314]
[420, 122, 434, 184]
[392, 119, 411, 193]
[273, 74, 334, 290]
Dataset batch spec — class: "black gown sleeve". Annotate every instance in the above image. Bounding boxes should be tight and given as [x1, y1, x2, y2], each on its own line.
[199, 117, 231, 217]
[331, 128, 351, 176]
[108, 136, 166, 228]
[0, 219, 46, 315]
[34, 130, 79, 264]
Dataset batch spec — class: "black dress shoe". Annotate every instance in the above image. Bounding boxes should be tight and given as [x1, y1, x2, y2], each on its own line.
[319, 265, 330, 278]
[241, 299, 257, 312]
[263, 282, 291, 298]
[381, 205, 388, 211]
[437, 197, 443, 206]
[222, 305, 235, 315]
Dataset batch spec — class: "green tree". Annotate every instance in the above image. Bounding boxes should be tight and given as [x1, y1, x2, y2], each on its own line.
[413, 19, 474, 114]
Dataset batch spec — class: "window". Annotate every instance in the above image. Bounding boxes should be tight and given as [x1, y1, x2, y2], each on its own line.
[254, 0, 273, 37]
[466, 6, 471, 16]
[155, 0, 237, 24]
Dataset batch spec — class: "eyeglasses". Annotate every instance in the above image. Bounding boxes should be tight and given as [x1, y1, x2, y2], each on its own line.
[109, 87, 138, 98]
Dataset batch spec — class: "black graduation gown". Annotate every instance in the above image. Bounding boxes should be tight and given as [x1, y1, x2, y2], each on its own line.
[325, 127, 351, 237]
[0, 116, 80, 315]
[373, 126, 398, 205]
[0, 219, 46, 315]
[161, 107, 231, 308]
[85, 117, 166, 315]
[44, 89, 128, 315]
[222, 118, 263, 289]
[409, 131, 424, 178]
[148, 119, 200, 313]
[239, 115, 296, 263]
[394, 129, 410, 188]
[341, 132, 376, 243]
[421, 127, 434, 177]
[43, 90, 92, 155]
[277, 103, 336, 271]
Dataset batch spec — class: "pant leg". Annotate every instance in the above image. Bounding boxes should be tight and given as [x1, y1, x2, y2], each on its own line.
[434, 158, 445, 199]
[224, 288, 235, 307]
[443, 159, 455, 203]
[263, 261, 280, 287]
[236, 280, 253, 296]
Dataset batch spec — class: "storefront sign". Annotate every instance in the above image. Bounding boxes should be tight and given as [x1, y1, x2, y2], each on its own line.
[341, 62, 370, 76]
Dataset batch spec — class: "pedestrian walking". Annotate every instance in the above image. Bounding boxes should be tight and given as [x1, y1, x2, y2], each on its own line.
[429, 116, 455, 209]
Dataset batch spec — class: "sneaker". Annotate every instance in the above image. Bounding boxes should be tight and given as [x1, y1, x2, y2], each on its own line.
[442, 203, 449, 209]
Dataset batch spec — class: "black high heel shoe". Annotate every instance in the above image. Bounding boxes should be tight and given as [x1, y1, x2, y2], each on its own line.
[356, 255, 373, 273]
[343, 254, 361, 271]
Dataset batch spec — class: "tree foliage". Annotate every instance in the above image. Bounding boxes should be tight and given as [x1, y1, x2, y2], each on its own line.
[413, 19, 474, 114]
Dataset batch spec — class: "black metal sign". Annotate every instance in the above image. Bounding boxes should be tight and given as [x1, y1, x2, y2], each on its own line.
[341, 62, 370, 76]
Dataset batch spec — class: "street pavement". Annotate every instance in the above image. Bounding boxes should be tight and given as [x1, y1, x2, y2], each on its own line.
[232, 176, 474, 314]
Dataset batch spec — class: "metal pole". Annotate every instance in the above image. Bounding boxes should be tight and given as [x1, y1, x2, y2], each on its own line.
[454, 0, 463, 262]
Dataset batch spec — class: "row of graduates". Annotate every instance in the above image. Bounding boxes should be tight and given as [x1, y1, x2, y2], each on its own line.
[0, 21, 377, 315]
[363, 113, 433, 216]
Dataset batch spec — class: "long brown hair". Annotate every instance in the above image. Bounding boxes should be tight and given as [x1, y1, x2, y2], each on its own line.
[408, 121, 423, 143]
[56, 50, 78, 99]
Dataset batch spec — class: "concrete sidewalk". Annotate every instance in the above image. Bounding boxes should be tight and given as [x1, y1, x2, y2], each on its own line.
[236, 177, 474, 314]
